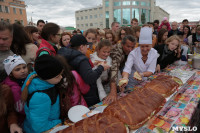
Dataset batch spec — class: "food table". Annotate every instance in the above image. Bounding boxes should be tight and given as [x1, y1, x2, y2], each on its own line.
[48, 62, 200, 133]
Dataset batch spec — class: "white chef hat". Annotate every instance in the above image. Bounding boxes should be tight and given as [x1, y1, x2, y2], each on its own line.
[3, 54, 26, 75]
[139, 27, 152, 45]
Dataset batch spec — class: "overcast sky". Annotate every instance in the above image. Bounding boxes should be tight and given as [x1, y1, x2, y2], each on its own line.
[24, 0, 200, 27]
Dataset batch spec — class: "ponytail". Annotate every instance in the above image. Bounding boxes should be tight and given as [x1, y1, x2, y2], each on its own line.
[21, 74, 37, 102]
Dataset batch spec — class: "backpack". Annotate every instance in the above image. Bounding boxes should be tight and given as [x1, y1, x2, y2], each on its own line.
[26, 87, 58, 107]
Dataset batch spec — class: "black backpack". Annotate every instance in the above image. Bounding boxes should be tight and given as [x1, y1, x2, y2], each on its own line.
[26, 87, 58, 107]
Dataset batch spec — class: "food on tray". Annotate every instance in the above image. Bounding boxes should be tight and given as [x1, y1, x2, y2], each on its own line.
[57, 113, 127, 133]
[103, 87, 165, 130]
[118, 78, 128, 87]
[145, 75, 179, 98]
[134, 71, 142, 81]
[172, 76, 183, 86]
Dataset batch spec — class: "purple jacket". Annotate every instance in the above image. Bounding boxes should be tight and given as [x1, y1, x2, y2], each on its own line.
[2, 76, 25, 125]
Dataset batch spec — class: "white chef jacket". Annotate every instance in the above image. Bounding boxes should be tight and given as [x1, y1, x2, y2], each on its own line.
[123, 47, 159, 88]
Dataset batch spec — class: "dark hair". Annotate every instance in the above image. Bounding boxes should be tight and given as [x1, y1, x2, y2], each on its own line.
[157, 28, 168, 45]
[72, 30, 77, 34]
[117, 27, 134, 42]
[96, 39, 112, 50]
[0, 84, 7, 116]
[11, 23, 32, 55]
[183, 25, 191, 37]
[0, 21, 13, 35]
[105, 30, 116, 44]
[41, 23, 60, 41]
[24, 26, 38, 43]
[154, 20, 159, 24]
[59, 32, 72, 47]
[147, 22, 154, 26]
[131, 18, 138, 23]
[37, 19, 45, 26]
[85, 28, 97, 37]
[121, 35, 136, 45]
[55, 55, 78, 118]
[182, 19, 189, 23]
[111, 22, 120, 27]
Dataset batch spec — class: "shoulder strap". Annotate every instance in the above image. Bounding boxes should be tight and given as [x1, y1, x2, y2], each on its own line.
[36, 47, 53, 57]
[27, 87, 58, 107]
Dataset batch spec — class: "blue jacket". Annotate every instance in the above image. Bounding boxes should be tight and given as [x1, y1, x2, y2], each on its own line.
[21, 71, 61, 133]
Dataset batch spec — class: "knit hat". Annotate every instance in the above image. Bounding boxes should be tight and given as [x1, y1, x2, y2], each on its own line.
[3, 54, 26, 75]
[34, 55, 63, 80]
[163, 17, 168, 21]
[70, 35, 89, 47]
[139, 27, 152, 45]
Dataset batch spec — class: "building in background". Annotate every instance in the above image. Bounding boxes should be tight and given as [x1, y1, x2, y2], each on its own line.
[75, 0, 169, 31]
[0, 0, 27, 25]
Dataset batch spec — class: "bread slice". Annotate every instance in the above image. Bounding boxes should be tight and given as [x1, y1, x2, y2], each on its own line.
[118, 79, 128, 87]
[134, 71, 142, 81]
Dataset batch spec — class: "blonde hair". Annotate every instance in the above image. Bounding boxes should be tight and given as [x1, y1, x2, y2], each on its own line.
[165, 35, 181, 47]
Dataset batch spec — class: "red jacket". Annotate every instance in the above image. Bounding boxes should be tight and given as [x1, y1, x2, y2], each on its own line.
[36, 39, 57, 57]
[158, 21, 171, 31]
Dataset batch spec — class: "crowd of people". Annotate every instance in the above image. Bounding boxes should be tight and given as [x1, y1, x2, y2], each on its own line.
[0, 17, 200, 133]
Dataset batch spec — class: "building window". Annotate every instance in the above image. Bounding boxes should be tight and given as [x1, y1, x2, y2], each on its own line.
[90, 23, 93, 26]
[13, 7, 16, 14]
[99, 14, 103, 18]
[1, 18, 4, 22]
[94, 23, 98, 27]
[105, 1, 109, 7]
[85, 10, 87, 12]
[85, 16, 88, 19]
[122, 8, 130, 24]
[94, 8, 97, 10]
[81, 17, 83, 20]
[106, 11, 109, 28]
[7, 19, 10, 23]
[147, 10, 150, 22]
[77, 17, 79, 20]
[89, 9, 92, 11]
[141, 9, 147, 24]
[90, 15, 93, 19]
[5, 6, 9, 13]
[114, 2, 121, 6]
[81, 24, 84, 27]
[0, 5, 2, 12]
[0, 0, 4, 1]
[141, 2, 146, 6]
[114, 9, 121, 24]
[132, 1, 139, 5]
[132, 8, 139, 22]
[99, 7, 102, 9]
[19, 9, 22, 14]
[85, 23, 88, 27]
[94, 15, 97, 18]
[123, 1, 130, 6]
[21, 20, 24, 25]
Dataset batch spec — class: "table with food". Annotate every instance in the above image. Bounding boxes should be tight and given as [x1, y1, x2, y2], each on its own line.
[47, 58, 200, 133]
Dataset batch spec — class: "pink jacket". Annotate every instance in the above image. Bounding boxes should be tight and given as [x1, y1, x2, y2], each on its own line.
[2, 77, 25, 124]
[70, 71, 90, 107]
[158, 21, 171, 31]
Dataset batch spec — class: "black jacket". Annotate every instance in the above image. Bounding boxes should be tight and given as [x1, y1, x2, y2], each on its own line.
[57, 47, 104, 107]
[154, 44, 180, 69]
[168, 29, 183, 37]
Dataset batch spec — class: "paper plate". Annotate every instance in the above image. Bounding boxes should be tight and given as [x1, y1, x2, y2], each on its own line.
[68, 105, 90, 123]
[49, 125, 69, 133]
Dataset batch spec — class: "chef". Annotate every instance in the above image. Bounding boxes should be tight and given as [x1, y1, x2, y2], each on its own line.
[119, 27, 159, 89]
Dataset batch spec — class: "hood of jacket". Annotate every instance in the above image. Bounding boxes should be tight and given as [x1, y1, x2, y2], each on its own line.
[57, 47, 88, 69]
[21, 71, 54, 94]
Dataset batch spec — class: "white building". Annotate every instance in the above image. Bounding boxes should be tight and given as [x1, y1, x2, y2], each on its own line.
[76, 0, 169, 31]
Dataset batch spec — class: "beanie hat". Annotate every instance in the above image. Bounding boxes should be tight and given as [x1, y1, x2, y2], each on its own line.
[3, 54, 26, 75]
[70, 35, 89, 47]
[34, 55, 63, 80]
[163, 17, 168, 21]
[139, 27, 152, 45]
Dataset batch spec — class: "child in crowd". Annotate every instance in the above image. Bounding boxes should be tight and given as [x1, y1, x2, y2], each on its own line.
[85, 28, 97, 58]
[155, 35, 182, 72]
[97, 29, 105, 43]
[55, 55, 90, 121]
[105, 30, 116, 47]
[21, 55, 63, 133]
[90, 39, 112, 100]
[2, 54, 28, 125]
[179, 35, 190, 61]
[0, 84, 22, 133]
[158, 17, 171, 31]
[24, 26, 41, 47]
